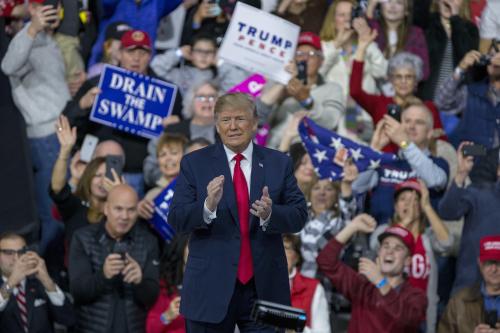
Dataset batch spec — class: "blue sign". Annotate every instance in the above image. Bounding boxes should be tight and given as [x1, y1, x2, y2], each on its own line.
[90, 65, 177, 139]
[150, 178, 177, 242]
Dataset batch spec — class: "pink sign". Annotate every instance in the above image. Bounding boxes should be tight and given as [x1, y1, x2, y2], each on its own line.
[228, 74, 266, 98]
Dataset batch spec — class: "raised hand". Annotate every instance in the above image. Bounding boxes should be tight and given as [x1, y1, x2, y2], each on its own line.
[250, 186, 272, 220]
[55, 115, 77, 157]
[455, 141, 475, 186]
[164, 296, 181, 321]
[103, 168, 125, 192]
[351, 213, 377, 233]
[79, 87, 101, 110]
[138, 198, 155, 220]
[383, 115, 409, 146]
[359, 257, 384, 285]
[370, 119, 390, 151]
[28, 5, 59, 37]
[458, 50, 482, 71]
[103, 254, 126, 279]
[206, 175, 224, 212]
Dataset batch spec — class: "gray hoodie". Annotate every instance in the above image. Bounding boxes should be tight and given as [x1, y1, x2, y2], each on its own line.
[1, 23, 70, 138]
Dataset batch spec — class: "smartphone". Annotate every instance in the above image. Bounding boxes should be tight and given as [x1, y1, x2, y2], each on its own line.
[297, 61, 308, 85]
[462, 144, 487, 157]
[485, 310, 498, 329]
[80, 134, 99, 163]
[112, 242, 128, 261]
[387, 104, 402, 122]
[44, 0, 59, 24]
[105, 155, 124, 180]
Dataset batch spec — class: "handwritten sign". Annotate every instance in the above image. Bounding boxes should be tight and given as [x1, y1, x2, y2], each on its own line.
[90, 65, 177, 139]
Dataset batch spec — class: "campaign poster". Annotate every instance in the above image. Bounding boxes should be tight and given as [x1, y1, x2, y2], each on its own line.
[90, 65, 177, 139]
[218, 2, 300, 85]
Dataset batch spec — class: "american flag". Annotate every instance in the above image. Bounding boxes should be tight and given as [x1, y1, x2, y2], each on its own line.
[298, 118, 397, 180]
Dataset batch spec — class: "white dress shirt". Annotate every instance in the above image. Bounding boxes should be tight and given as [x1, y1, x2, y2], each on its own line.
[0, 277, 65, 311]
[203, 142, 270, 228]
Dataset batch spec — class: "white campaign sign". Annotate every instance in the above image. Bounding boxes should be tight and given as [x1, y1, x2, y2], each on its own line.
[218, 2, 300, 85]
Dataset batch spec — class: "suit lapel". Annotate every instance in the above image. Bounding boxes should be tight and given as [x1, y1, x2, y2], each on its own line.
[25, 279, 35, 329]
[211, 144, 239, 225]
[250, 146, 265, 228]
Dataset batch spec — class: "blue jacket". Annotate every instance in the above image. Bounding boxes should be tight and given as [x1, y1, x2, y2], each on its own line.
[450, 79, 500, 149]
[438, 181, 500, 294]
[169, 143, 308, 323]
[88, 0, 182, 67]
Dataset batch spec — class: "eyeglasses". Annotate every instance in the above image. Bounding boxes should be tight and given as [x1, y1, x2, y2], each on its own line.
[0, 248, 27, 256]
[295, 50, 323, 59]
[194, 95, 217, 102]
[192, 49, 216, 56]
[483, 260, 500, 269]
[392, 74, 416, 82]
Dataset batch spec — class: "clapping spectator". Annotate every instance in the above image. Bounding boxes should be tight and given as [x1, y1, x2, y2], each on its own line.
[366, 0, 430, 79]
[370, 178, 452, 332]
[1, 0, 71, 254]
[317, 213, 427, 332]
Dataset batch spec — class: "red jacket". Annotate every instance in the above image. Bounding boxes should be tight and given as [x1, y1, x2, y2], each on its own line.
[291, 271, 319, 328]
[350, 60, 446, 153]
[146, 282, 185, 333]
[317, 239, 427, 333]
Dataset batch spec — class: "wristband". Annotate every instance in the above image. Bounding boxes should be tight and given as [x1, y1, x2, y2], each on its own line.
[160, 312, 171, 325]
[376, 277, 388, 289]
[300, 97, 314, 110]
[454, 67, 465, 79]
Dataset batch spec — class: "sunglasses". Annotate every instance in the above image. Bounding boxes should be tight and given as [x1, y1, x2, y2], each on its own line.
[0, 248, 27, 256]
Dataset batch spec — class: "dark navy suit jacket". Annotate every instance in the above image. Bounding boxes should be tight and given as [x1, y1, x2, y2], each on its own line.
[0, 279, 75, 333]
[169, 143, 307, 323]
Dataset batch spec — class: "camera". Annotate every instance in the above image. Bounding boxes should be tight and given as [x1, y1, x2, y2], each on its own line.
[478, 54, 492, 67]
[462, 144, 486, 157]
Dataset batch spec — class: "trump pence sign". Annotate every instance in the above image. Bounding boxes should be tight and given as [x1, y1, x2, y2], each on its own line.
[90, 65, 177, 139]
[218, 2, 300, 85]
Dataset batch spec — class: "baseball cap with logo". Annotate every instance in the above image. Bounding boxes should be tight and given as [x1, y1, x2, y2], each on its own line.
[121, 30, 152, 51]
[105, 21, 132, 41]
[298, 32, 322, 51]
[480, 235, 500, 263]
[378, 225, 415, 255]
[394, 178, 422, 199]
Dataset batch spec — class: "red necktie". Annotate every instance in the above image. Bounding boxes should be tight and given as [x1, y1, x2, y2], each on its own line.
[233, 153, 253, 284]
[16, 286, 28, 333]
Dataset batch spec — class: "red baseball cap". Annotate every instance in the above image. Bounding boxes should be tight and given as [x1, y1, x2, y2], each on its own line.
[298, 32, 322, 51]
[378, 225, 415, 255]
[29, 0, 45, 3]
[121, 30, 152, 51]
[394, 178, 422, 199]
[480, 236, 500, 263]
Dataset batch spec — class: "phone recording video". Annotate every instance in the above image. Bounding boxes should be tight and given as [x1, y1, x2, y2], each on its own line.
[105, 155, 125, 181]
[462, 144, 486, 157]
[387, 104, 402, 122]
[297, 61, 308, 85]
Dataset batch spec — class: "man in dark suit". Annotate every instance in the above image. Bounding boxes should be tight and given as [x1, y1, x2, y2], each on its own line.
[169, 93, 308, 332]
[0, 232, 75, 332]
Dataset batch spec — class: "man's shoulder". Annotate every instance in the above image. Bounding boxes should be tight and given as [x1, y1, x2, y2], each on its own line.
[182, 143, 217, 163]
[72, 222, 102, 242]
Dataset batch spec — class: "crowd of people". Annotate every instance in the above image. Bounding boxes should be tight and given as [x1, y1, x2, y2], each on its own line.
[0, 0, 500, 332]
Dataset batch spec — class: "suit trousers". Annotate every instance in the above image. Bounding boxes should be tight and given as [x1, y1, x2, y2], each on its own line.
[185, 279, 280, 333]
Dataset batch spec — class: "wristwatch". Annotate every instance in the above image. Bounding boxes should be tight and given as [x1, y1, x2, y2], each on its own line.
[454, 67, 465, 80]
[0, 283, 13, 300]
[399, 140, 410, 149]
